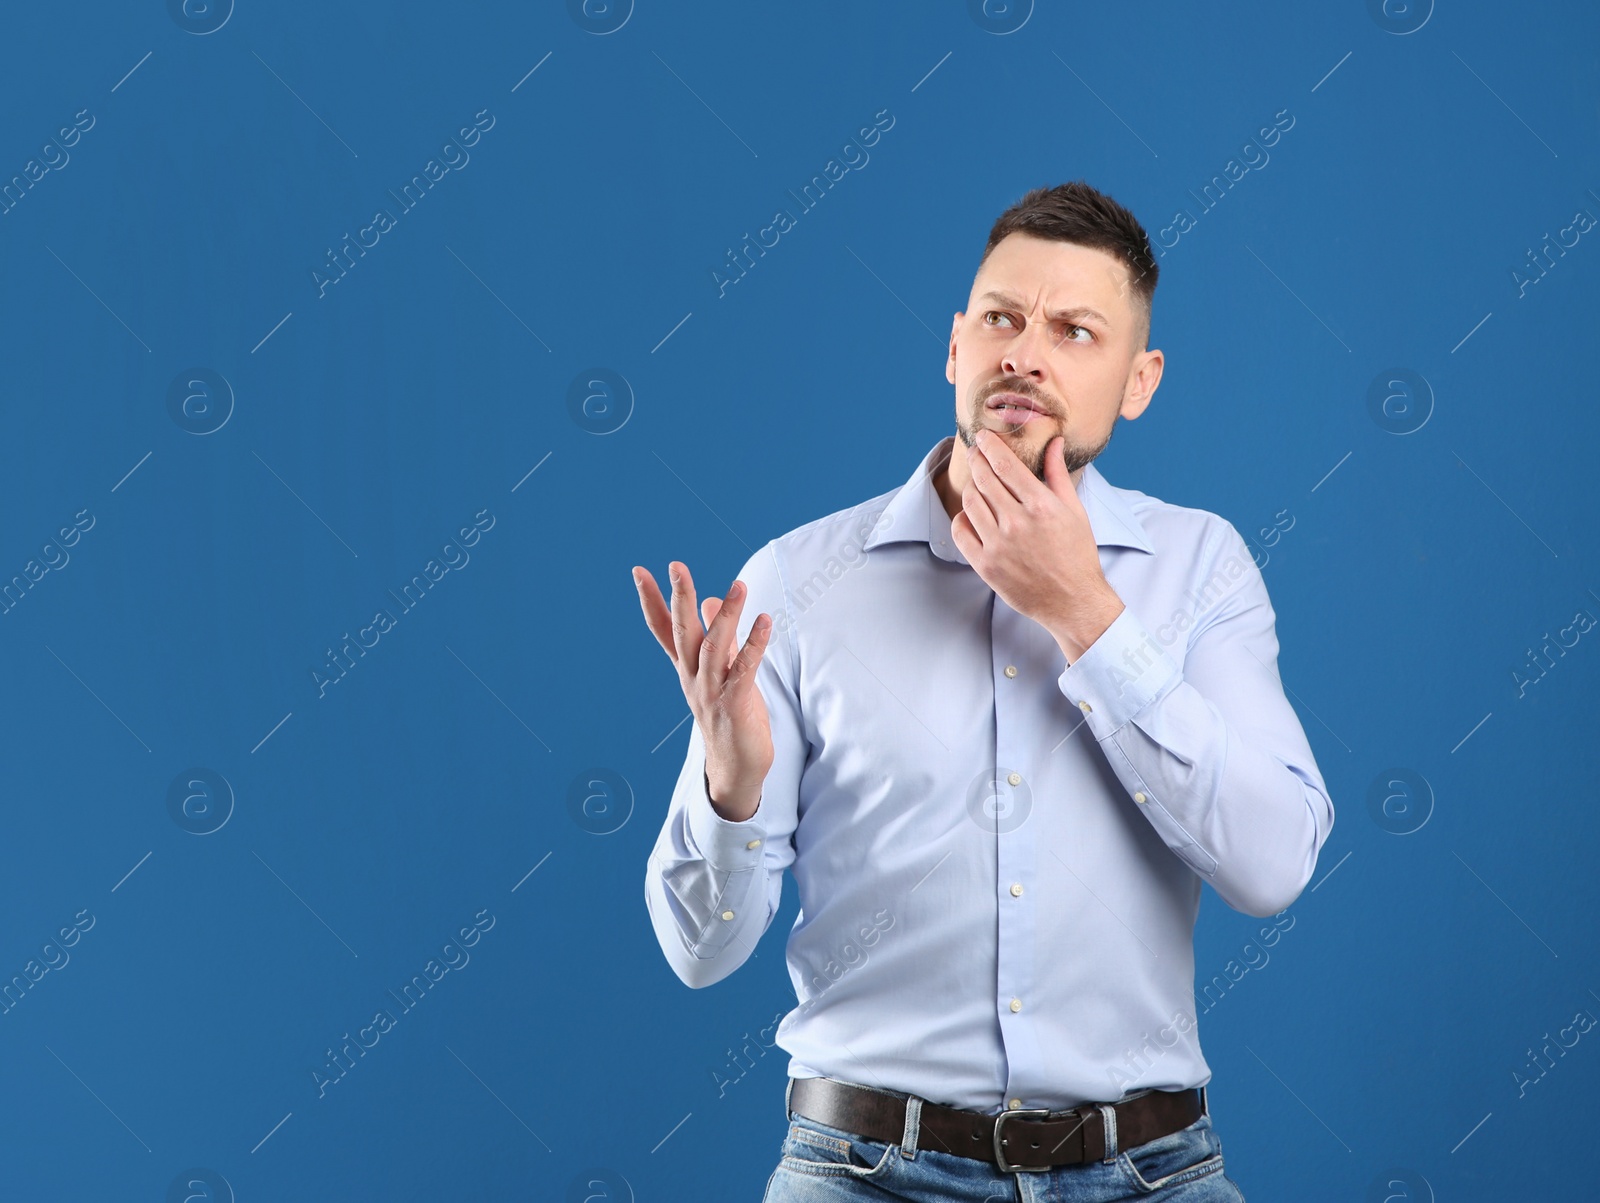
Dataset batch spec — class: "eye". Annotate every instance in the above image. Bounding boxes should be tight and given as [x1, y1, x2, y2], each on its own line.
[981, 310, 1015, 328]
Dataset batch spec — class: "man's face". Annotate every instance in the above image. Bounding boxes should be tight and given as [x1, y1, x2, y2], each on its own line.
[945, 232, 1163, 482]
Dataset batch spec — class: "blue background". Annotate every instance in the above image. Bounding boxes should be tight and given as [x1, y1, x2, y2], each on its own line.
[0, 1, 1596, 1199]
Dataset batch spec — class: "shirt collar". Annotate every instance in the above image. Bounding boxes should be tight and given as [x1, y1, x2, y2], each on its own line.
[861, 434, 1155, 563]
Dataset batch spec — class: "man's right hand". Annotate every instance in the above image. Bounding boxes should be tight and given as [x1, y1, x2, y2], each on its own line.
[632, 560, 773, 822]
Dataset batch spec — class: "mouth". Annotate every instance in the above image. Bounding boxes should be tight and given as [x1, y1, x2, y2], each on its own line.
[984, 393, 1051, 425]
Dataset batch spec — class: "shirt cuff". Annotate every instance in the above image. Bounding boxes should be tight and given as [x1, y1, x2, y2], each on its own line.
[686, 767, 769, 872]
[1057, 604, 1181, 739]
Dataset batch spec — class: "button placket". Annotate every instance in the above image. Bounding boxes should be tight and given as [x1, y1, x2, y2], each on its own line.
[989, 595, 1047, 1110]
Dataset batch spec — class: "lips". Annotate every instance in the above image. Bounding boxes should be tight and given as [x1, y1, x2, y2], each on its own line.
[986, 393, 1050, 421]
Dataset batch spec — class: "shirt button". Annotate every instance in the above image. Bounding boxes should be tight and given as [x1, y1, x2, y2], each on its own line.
[720, 910, 735, 921]
[1010, 883, 1024, 897]
[1007, 772, 1021, 786]
[1004, 665, 1018, 678]
[1008, 1098, 1023, 1109]
[1078, 700, 1093, 713]
[746, 839, 762, 849]
[1009, 998, 1022, 1013]
[1133, 792, 1146, 804]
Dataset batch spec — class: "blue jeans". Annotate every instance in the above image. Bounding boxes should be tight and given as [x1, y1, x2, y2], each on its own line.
[760, 1089, 1247, 1202]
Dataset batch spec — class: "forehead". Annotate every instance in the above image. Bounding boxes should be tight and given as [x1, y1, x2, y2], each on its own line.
[970, 232, 1134, 317]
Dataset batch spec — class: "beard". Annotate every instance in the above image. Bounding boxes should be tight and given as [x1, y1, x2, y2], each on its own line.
[956, 380, 1114, 482]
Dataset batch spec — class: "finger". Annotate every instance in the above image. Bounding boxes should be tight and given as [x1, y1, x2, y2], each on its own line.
[668, 561, 704, 678]
[701, 579, 750, 686]
[633, 566, 679, 664]
[1048, 437, 1088, 511]
[949, 511, 977, 560]
[970, 432, 1030, 504]
[723, 605, 773, 700]
[701, 596, 734, 677]
[961, 479, 997, 543]
[965, 442, 1001, 507]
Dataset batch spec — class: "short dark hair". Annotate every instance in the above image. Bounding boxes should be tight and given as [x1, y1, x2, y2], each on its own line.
[979, 181, 1159, 348]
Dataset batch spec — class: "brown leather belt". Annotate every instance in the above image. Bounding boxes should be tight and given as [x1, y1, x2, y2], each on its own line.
[786, 1076, 1205, 1174]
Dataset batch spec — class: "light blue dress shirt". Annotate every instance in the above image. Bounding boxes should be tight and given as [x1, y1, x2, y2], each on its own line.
[645, 434, 1334, 1113]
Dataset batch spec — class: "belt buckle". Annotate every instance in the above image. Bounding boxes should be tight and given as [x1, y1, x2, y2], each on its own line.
[992, 1106, 1052, 1173]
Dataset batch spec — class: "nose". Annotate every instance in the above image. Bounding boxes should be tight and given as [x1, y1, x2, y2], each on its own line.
[999, 319, 1053, 382]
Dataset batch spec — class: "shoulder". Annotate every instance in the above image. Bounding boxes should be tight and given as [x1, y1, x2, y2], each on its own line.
[1105, 475, 1246, 563]
[760, 486, 900, 574]
[1105, 477, 1271, 625]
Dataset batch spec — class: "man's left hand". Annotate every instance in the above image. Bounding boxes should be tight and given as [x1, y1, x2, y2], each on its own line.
[951, 428, 1126, 662]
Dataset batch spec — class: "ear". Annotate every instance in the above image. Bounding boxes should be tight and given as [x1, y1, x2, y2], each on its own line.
[945, 313, 962, 385]
[1119, 348, 1163, 420]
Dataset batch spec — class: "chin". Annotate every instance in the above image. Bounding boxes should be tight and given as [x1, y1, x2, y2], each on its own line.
[983, 419, 1050, 438]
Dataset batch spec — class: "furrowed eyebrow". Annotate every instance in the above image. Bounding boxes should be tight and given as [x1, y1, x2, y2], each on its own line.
[977, 291, 1111, 328]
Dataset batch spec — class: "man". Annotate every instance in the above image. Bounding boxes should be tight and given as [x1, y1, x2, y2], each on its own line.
[633, 181, 1334, 1201]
